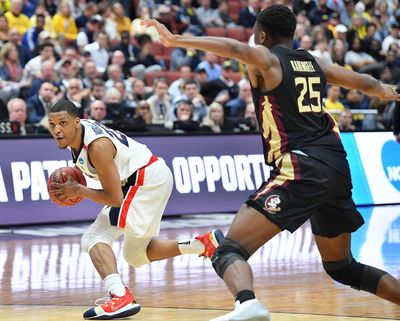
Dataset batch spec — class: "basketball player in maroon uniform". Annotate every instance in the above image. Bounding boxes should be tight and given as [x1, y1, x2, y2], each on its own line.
[144, 5, 400, 321]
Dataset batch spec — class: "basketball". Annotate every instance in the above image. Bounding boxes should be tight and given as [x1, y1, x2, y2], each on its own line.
[47, 167, 87, 206]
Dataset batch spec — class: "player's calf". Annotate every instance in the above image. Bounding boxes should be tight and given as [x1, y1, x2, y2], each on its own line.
[322, 256, 388, 294]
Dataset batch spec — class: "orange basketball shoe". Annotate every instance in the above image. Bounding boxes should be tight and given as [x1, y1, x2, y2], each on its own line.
[83, 287, 140, 320]
[195, 229, 224, 258]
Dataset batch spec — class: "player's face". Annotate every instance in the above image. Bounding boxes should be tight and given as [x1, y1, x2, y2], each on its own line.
[48, 111, 80, 149]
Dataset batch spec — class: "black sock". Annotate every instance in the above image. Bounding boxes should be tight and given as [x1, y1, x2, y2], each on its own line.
[235, 290, 255, 304]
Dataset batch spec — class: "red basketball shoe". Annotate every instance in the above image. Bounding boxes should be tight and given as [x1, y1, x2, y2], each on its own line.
[83, 287, 140, 320]
[195, 229, 224, 258]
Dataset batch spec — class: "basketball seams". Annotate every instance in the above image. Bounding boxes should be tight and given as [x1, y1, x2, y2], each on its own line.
[48, 167, 86, 206]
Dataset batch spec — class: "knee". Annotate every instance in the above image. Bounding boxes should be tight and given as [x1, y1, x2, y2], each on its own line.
[123, 243, 150, 268]
[323, 257, 388, 294]
[81, 231, 113, 253]
[211, 238, 250, 279]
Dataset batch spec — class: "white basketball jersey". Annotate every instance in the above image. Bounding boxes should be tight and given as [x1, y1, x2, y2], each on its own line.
[71, 119, 153, 184]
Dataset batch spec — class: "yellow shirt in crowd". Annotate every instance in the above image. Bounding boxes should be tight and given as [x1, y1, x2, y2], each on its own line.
[5, 11, 31, 34]
[52, 14, 78, 40]
[115, 16, 131, 35]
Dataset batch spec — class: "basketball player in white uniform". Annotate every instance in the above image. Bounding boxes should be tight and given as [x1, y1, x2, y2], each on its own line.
[48, 100, 223, 320]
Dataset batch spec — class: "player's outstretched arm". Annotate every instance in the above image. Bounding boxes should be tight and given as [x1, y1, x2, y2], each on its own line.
[141, 19, 272, 69]
[316, 57, 400, 101]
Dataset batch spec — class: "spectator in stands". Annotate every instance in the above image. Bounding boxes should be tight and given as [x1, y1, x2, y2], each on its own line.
[82, 60, 99, 88]
[175, 0, 204, 35]
[311, 38, 333, 65]
[112, 31, 139, 68]
[52, 1, 78, 46]
[330, 38, 352, 69]
[29, 59, 58, 97]
[8, 28, 30, 67]
[7, 97, 35, 135]
[173, 79, 207, 122]
[0, 15, 9, 46]
[24, 43, 55, 81]
[132, 78, 152, 101]
[363, 97, 391, 131]
[169, 99, 199, 132]
[334, 24, 349, 48]
[200, 60, 239, 105]
[5, 0, 30, 35]
[56, 59, 75, 93]
[88, 100, 107, 123]
[0, 42, 23, 82]
[382, 23, 400, 54]
[169, 31, 201, 71]
[360, 49, 400, 84]
[342, 89, 368, 110]
[64, 78, 90, 117]
[196, 52, 221, 81]
[75, 1, 98, 30]
[130, 7, 159, 41]
[29, 2, 53, 35]
[225, 79, 252, 118]
[239, 0, 260, 28]
[325, 85, 345, 115]
[348, 14, 367, 40]
[147, 78, 172, 125]
[89, 79, 105, 102]
[215, 0, 238, 28]
[26, 81, 57, 124]
[112, 2, 131, 36]
[114, 79, 137, 109]
[110, 49, 131, 78]
[194, 66, 208, 88]
[196, 0, 220, 28]
[84, 31, 110, 74]
[130, 34, 162, 80]
[338, 109, 356, 132]
[135, 100, 153, 126]
[299, 34, 313, 51]
[168, 64, 193, 99]
[76, 14, 102, 51]
[55, 46, 81, 72]
[105, 64, 131, 92]
[345, 36, 375, 71]
[201, 102, 234, 133]
[97, 4, 118, 44]
[22, 13, 45, 52]
[243, 101, 258, 131]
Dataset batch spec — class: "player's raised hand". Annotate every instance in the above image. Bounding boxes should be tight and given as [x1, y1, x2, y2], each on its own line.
[141, 19, 177, 47]
[379, 84, 400, 101]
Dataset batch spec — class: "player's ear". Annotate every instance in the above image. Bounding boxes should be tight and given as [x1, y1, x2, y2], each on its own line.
[75, 117, 80, 128]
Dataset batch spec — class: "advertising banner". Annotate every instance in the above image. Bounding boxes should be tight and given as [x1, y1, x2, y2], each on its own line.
[0, 132, 399, 226]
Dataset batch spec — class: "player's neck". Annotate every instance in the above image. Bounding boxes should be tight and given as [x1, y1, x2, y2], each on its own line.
[69, 126, 83, 154]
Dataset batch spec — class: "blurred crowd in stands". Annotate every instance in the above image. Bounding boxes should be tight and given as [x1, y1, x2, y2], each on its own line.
[0, 0, 399, 139]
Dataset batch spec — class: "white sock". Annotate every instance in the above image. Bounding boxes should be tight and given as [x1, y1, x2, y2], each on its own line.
[103, 273, 126, 297]
[178, 239, 205, 255]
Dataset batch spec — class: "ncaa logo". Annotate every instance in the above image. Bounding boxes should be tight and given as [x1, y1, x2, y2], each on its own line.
[79, 158, 84, 164]
[381, 140, 400, 191]
[264, 195, 281, 214]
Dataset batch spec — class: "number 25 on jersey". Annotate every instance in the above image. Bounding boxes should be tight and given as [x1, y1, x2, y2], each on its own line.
[295, 76, 322, 113]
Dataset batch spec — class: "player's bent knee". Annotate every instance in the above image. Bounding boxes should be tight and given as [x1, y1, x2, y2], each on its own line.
[211, 238, 250, 279]
[81, 232, 113, 253]
[123, 246, 150, 268]
[323, 256, 388, 294]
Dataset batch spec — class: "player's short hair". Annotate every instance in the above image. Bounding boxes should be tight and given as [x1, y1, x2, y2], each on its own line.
[49, 99, 80, 118]
[256, 5, 296, 41]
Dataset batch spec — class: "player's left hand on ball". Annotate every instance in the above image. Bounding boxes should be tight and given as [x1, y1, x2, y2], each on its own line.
[49, 175, 81, 201]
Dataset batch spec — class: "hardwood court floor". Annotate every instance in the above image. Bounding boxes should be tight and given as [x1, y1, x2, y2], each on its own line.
[0, 212, 399, 321]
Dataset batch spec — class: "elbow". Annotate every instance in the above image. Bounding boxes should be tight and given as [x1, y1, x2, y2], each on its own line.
[110, 193, 124, 207]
